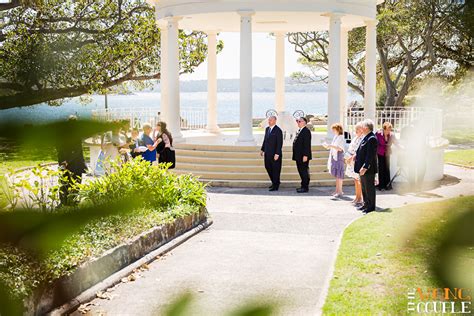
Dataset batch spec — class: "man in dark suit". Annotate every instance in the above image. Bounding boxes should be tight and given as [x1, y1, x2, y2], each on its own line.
[57, 115, 87, 206]
[292, 117, 312, 193]
[260, 115, 283, 191]
[354, 119, 378, 214]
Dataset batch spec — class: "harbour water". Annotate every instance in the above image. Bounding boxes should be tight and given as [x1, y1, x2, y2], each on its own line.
[0, 91, 362, 124]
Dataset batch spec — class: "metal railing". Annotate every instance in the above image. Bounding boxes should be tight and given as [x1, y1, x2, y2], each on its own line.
[180, 108, 207, 130]
[346, 107, 443, 137]
[91, 107, 208, 130]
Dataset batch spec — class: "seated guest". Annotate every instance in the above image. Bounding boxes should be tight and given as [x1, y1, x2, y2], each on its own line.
[155, 121, 176, 169]
[140, 123, 161, 165]
[354, 119, 378, 214]
[129, 128, 143, 159]
[375, 122, 397, 190]
[323, 123, 346, 198]
[345, 122, 364, 206]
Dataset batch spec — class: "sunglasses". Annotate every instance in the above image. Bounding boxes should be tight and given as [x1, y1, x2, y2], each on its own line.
[296, 119, 304, 123]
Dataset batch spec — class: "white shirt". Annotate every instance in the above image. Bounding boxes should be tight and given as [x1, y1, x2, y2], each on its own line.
[330, 134, 345, 161]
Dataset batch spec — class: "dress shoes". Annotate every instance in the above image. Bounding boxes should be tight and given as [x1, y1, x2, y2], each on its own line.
[296, 187, 309, 193]
[362, 209, 375, 214]
[269, 186, 279, 191]
[357, 205, 367, 211]
[268, 184, 274, 189]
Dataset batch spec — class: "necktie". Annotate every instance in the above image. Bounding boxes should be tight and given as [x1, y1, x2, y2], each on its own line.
[294, 128, 301, 143]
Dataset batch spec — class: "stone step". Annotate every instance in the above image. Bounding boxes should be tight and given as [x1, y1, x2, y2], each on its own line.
[176, 156, 328, 166]
[174, 143, 326, 152]
[199, 179, 353, 188]
[173, 169, 336, 181]
[176, 162, 328, 173]
[175, 149, 328, 159]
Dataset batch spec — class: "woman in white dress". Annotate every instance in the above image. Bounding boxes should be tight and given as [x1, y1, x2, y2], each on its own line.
[345, 122, 364, 206]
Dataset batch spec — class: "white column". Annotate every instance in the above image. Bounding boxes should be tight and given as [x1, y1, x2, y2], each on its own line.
[275, 32, 285, 113]
[364, 19, 377, 122]
[166, 16, 183, 142]
[340, 27, 349, 129]
[159, 20, 169, 124]
[206, 31, 219, 133]
[237, 11, 255, 144]
[327, 13, 343, 138]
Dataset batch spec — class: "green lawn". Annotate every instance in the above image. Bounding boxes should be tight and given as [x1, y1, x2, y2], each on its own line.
[323, 196, 474, 315]
[443, 127, 474, 145]
[444, 149, 474, 167]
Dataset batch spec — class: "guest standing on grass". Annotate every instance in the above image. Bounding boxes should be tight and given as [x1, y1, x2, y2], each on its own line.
[260, 115, 283, 191]
[155, 122, 176, 169]
[57, 115, 87, 207]
[375, 122, 396, 191]
[354, 119, 378, 214]
[345, 122, 364, 206]
[292, 117, 312, 193]
[140, 123, 161, 165]
[323, 123, 346, 198]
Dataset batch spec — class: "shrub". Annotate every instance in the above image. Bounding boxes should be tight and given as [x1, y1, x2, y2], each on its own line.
[0, 158, 206, 299]
[78, 158, 206, 209]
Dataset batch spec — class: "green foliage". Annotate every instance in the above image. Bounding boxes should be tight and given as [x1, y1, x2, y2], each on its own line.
[3, 164, 63, 211]
[0, 121, 207, 314]
[289, 0, 472, 107]
[0, 0, 211, 109]
[78, 157, 206, 209]
[0, 158, 206, 301]
[162, 292, 276, 316]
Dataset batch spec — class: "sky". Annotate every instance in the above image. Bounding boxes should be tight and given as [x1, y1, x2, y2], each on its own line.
[181, 32, 307, 81]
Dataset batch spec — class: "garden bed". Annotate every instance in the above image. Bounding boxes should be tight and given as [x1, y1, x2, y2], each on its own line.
[0, 158, 208, 315]
[27, 206, 209, 315]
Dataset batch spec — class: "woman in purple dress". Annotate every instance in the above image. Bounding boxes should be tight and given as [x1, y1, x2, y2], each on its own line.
[375, 122, 396, 190]
[323, 123, 346, 198]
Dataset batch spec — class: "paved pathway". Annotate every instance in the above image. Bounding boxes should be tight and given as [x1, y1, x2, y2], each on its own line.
[72, 165, 473, 316]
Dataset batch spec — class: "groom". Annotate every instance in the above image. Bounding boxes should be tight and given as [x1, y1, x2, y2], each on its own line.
[260, 115, 283, 191]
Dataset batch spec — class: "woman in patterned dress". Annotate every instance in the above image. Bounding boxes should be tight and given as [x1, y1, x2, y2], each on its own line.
[345, 122, 364, 206]
[323, 123, 346, 198]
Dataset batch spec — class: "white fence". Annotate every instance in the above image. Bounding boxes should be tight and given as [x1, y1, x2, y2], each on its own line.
[91, 107, 207, 130]
[346, 107, 443, 137]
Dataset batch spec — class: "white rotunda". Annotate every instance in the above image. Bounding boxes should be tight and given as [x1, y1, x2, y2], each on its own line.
[146, 0, 382, 144]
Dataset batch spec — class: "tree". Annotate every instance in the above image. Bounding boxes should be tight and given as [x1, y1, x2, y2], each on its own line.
[0, 0, 214, 109]
[288, 28, 366, 97]
[288, 0, 473, 107]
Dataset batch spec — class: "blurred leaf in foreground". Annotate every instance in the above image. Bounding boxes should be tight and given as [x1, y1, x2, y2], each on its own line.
[0, 196, 140, 256]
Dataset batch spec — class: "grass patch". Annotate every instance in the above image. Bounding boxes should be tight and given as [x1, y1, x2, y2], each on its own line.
[443, 127, 474, 145]
[323, 196, 474, 315]
[312, 126, 327, 132]
[444, 149, 474, 167]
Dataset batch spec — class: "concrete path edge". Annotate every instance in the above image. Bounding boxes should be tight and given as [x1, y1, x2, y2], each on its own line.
[314, 215, 362, 315]
[43, 213, 213, 316]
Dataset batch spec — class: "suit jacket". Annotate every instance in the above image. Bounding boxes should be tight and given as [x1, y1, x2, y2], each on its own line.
[292, 126, 312, 161]
[354, 132, 378, 174]
[57, 139, 87, 175]
[261, 125, 283, 157]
